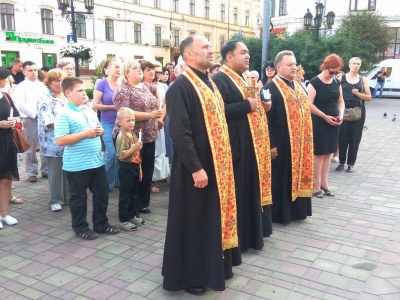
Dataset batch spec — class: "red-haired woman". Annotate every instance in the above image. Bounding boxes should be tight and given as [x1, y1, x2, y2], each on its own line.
[307, 54, 345, 198]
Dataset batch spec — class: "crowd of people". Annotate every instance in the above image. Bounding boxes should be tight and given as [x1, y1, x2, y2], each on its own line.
[0, 35, 372, 295]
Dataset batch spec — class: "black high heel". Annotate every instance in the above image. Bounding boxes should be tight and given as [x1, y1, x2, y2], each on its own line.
[313, 191, 324, 198]
[321, 187, 335, 197]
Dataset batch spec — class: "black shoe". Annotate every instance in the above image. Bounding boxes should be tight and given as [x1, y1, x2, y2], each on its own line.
[346, 165, 354, 173]
[42, 174, 48, 179]
[335, 164, 344, 172]
[139, 207, 151, 214]
[184, 286, 206, 295]
[225, 272, 234, 280]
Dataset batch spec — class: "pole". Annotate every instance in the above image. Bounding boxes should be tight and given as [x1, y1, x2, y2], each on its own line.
[316, 26, 320, 42]
[261, 0, 271, 73]
[70, 0, 80, 77]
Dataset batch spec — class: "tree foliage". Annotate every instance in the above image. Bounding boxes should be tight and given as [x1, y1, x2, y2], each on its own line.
[229, 10, 391, 79]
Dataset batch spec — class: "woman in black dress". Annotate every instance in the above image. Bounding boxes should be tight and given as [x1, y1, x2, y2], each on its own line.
[0, 67, 22, 229]
[336, 57, 372, 173]
[307, 54, 345, 198]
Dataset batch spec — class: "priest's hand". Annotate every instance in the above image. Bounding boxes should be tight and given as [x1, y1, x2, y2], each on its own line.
[261, 101, 272, 113]
[248, 97, 258, 112]
[192, 169, 208, 188]
[271, 147, 278, 160]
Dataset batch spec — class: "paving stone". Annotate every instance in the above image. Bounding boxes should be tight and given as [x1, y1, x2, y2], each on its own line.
[125, 278, 161, 296]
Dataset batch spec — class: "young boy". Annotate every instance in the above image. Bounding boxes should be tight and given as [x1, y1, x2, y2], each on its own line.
[115, 107, 146, 231]
[55, 77, 119, 240]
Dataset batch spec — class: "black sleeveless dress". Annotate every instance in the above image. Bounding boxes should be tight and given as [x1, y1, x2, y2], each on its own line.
[309, 76, 341, 155]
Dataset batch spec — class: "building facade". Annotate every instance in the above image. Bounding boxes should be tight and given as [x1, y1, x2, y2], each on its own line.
[0, 0, 262, 72]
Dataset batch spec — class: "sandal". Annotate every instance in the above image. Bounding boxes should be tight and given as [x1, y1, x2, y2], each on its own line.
[151, 186, 160, 193]
[9, 196, 23, 204]
[321, 187, 335, 197]
[76, 230, 98, 240]
[313, 191, 324, 198]
[96, 225, 120, 235]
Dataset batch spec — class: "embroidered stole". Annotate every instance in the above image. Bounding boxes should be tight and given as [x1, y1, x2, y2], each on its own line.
[272, 76, 314, 200]
[183, 67, 238, 251]
[220, 65, 272, 206]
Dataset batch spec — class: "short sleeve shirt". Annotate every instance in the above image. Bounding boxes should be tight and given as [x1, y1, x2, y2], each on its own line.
[54, 102, 104, 172]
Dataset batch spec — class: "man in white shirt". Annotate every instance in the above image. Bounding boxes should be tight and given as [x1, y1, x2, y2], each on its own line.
[13, 61, 48, 182]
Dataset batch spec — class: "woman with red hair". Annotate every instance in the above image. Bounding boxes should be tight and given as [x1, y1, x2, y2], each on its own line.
[307, 54, 345, 198]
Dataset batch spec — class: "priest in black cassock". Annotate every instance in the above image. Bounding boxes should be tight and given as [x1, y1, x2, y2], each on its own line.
[212, 41, 273, 254]
[162, 35, 240, 296]
[264, 50, 314, 224]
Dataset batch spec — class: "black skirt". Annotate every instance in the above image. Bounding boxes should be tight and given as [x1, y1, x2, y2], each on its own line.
[0, 129, 20, 181]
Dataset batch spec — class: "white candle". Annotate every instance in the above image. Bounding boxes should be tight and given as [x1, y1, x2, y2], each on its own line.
[138, 129, 142, 142]
[9, 108, 13, 118]
[159, 100, 163, 111]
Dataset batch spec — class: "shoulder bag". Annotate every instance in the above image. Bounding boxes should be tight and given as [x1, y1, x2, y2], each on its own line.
[2, 92, 30, 153]
[343, 77, 363, 122]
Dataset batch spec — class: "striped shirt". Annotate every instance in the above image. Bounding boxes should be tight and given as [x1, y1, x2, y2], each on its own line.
[54, 102, 104, 172]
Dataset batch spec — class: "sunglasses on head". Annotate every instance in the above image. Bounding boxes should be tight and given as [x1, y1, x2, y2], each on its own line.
[328, 69, 340, 75]
[155, 71, 162, 74]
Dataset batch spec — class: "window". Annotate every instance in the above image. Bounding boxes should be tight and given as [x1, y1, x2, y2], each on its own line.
[105, 19, 114, 41]
[220, 36, 225, 50]
[205, 33, 211, 41]
[233, 8, 238, 25]
[245, 10, 250, 27]
[0, 3, 15, 31]
[189, 31, 196, 36]
[189, 0, 195, 16]
[155, 26, 161, 46]
[220, 4, 225, 22]
[154, 0, 160, 8]
[173, 29, 179, 47]
[75, 14, 86, 38]
[134, 23, 142, 44]
[205, 1, 210, 19]
[279, 0, 287, 16]
[173, 0, 179, 12]
[271, 0, 275, 18]
[349, 0, 376, 11]
[41, 9, 53, 35]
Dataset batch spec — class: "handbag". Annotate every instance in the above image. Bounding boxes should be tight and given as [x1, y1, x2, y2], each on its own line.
[2, 92, 31, 152]
[343, 76, 364, 122]
[13, 127, 30, 153]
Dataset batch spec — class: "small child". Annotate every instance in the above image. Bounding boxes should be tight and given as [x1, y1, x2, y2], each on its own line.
[55, 77, 119, 240]
[115, 107, 145, 231]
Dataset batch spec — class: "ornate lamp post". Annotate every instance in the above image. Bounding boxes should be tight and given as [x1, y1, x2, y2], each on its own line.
[303, 2, 335, 42]
[57, 0, 94, 76]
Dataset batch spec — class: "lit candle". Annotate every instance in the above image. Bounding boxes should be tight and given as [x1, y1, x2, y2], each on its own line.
[9, 108, 13, 118]
[159, 100, 163, 111]
[138, 129, 142, 142]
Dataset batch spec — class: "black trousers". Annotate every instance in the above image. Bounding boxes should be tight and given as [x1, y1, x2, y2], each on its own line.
[67, 165, 109, 234]
[118, 162, 140, 222]
[138, 141, 155, 210]
[338, 107, 366, 166]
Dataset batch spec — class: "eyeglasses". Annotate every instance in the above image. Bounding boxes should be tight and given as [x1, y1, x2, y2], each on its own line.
[328, 69, 340, 75]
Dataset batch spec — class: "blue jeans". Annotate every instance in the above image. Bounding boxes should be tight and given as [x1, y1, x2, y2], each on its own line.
[101, 121, 119, 188]
[373, 81, 385, 98]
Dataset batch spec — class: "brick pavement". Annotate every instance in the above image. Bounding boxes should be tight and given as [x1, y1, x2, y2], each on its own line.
[1, 98, 400, 299]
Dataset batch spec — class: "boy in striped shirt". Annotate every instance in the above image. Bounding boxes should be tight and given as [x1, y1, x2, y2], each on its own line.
[55, 77, 119, 240]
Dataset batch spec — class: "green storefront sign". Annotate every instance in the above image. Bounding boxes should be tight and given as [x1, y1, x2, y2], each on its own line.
[5, 31, 55, 44]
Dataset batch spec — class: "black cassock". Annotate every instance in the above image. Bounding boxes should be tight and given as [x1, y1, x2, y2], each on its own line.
[162, 67, 240, 292]
[213, 71, 272, 254]
[265, 79, 312, 225]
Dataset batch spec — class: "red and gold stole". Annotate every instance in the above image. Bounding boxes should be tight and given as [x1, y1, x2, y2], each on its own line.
[183, 67, 238, 251]
[272, 76, 314, 200]
[220, 65, 272, 206]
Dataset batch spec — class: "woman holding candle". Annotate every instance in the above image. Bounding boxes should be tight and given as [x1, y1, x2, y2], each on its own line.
[0, 67, 22, 228]
[113, 59, 162, 215]
[92, 58, 122, 190]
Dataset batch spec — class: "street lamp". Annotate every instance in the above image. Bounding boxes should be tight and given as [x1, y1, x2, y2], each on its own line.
[57, 0, 94, 76]
[303, 2, 335, 42]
